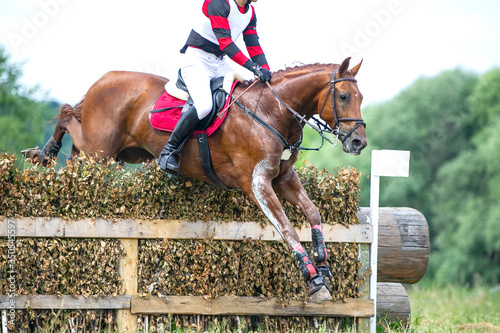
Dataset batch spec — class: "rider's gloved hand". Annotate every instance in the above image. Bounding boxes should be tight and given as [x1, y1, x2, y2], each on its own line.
[248, 62, 272, 82]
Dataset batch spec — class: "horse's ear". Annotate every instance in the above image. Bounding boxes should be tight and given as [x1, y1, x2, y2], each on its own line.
[338, 57, 351, 77]
[350, 59, 363, 77]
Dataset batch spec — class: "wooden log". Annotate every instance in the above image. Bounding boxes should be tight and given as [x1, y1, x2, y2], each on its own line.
[358, 207, 429, 284]
[130, 296, 374, 318]
[377, 283, 410, 324]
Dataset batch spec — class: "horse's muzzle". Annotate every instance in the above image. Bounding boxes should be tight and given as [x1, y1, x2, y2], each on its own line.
[342, 132, 367, 155]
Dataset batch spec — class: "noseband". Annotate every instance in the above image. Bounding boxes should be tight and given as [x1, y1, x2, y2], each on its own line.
[318, 69, 366, 143]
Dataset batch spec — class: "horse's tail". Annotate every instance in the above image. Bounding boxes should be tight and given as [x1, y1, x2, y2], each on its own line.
[53, 97, 84, 123]
[36, 97, 85, 162]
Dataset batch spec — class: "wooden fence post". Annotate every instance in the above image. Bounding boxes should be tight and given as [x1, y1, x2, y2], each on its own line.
[357, 243, 371, 332]
[118, 239, 139, 333]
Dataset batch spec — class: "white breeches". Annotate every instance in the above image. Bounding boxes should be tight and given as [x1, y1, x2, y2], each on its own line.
[180, 47, 233, 120]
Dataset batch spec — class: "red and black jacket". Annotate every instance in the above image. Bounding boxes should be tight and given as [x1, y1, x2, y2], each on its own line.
[180, 0, 270, 70]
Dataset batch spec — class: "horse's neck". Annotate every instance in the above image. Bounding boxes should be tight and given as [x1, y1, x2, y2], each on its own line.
[248, 68, 330, 143]
[274, 69, 331, 119]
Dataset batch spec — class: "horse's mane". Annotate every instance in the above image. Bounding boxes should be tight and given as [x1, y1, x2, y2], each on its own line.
[273, 63, 337, 77]
[244, 63, 338, 85]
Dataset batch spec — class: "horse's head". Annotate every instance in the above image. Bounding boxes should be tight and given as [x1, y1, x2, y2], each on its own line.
[318, 57, 367, 155]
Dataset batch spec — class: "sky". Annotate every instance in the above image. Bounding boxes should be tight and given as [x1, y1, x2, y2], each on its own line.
[0, 0, 499, 106]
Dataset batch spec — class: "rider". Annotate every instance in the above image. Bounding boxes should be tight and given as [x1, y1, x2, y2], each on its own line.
[158, 0, 272, 173]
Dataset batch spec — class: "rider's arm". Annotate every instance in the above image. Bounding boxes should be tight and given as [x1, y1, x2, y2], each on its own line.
[243, 7, 270, 70]
[205, 0, 268, 71]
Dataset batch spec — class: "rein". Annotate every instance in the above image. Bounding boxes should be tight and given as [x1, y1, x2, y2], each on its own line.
[217, 79, 260, 118]
[233, 98, 302, 156]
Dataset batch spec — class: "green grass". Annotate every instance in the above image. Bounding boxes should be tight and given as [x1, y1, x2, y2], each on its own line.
[381, 284, 500, 333]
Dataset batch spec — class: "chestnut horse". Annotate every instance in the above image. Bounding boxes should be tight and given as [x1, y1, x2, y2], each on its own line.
[26, 57, 367, 299]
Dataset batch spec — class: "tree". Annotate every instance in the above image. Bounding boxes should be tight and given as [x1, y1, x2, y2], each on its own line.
[0, 46, 58, 159]
[301, 68, 478, 212]
[430, 68, 500, 285]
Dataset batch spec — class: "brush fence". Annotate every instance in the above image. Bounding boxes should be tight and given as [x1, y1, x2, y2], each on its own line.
[0, 207, 428, 332]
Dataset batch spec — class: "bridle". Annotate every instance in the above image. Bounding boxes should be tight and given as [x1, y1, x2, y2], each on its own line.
[231, 67, 366, 156]
[317, 68, 366, 143]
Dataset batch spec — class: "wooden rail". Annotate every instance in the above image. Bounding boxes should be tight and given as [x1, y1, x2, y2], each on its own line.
[131, 296, 374, 317]
[0, 295, 131, 310]
[0, 217, 372, 243]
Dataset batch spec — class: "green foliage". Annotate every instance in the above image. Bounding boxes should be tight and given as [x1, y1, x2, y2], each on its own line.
[430, 68, 500, 285]
[0, 46, 59, 158]
[406, 284, 500, 332]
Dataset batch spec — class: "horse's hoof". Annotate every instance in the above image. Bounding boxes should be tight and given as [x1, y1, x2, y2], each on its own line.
[308, 275, 332, 300]
[21, 147, 44, 164]
[21, 147, 41, 160]
[309, 285, 332, 300]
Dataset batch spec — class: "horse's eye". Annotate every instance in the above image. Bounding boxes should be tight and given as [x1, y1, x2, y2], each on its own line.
[339, 93, 348, 101]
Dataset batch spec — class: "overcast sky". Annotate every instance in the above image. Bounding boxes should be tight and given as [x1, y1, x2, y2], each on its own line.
[0, 0, 499, 106]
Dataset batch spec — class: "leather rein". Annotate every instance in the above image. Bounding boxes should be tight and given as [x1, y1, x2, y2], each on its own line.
[232, 68, 366, 156]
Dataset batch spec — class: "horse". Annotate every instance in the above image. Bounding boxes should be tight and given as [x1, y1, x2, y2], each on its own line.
[24, 57, 367, 299]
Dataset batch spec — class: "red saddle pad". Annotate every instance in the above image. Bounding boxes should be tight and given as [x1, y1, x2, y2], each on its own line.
[150, 81, 238, 137]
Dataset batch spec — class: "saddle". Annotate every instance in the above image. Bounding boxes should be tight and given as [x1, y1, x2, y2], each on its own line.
[165, 69, 227, 130]
[150, 71, 242, 188]
[161, 70, 241, 131]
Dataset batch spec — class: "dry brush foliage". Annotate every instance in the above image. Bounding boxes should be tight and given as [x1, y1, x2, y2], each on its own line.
[0, 153, 360, 225]
[0, 153, 363, 331]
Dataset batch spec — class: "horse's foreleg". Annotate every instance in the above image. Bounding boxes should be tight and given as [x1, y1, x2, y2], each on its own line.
[272, 168, 332, 283]
[249, 160, 331, 300]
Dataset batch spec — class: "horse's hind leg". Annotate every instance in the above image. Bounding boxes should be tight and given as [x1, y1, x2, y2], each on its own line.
[272, 168, 333, 284]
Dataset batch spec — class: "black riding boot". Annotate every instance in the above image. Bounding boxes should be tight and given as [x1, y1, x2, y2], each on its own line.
[158, 106, 200, 173]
